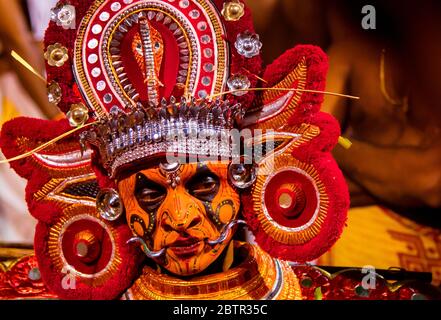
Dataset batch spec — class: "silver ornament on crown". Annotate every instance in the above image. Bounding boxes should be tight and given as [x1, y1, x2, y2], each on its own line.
[80, 96, 245, 178]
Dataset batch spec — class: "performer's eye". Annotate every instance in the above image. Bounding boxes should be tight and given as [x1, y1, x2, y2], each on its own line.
[187, 171, 219, 201]
[154, 42, 161, 50]
[135, 173, 166, 211]
[138, 188, 165, 204]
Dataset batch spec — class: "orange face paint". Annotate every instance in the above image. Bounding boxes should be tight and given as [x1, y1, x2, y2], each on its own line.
[132, 23, 164, 83]
[118, 162, 240, 276]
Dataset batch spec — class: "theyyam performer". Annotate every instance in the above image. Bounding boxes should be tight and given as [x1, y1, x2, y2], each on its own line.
[1, 0, 395, 300]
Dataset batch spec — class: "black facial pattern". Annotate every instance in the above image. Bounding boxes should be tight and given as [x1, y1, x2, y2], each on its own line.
[132, 172, 167, 237]
[186, 166, 224, 230]
[131, 166, 231, 238]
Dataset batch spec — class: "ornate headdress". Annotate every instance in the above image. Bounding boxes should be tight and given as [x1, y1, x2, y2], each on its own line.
[0, 0, 349, 299]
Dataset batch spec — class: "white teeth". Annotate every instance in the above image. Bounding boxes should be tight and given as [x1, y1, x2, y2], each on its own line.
[174, 29, 182, 36]
[178, 42, 188, 49]
[180, 49, 189, 55]
[180, 63, 189, 69]
[124, 19, 133, 28]
[169, 23, 178, 31]
[176, 35, 185, 43]
[113, 32, 124, 41]
[118, 73, 127, 79]
[123, 84, 133, 91]
[177, 76, 185, 84]
[138, 11, 146, 19]
[131, 15, 139, 24]
[120, 78, 129, 86]
[179, 70, 188, 76]
[110, 47, 120, 55]
[180, 56, 189, 62]
[115, 67, 125, 74]
[111, 39, 121, 47]
[147, 11, 156, 20]
[156, 12, 164, 22]
[113, 61, 123, 68]
[163, 16, 171, 25]
[132, 93, 140, 101]
[118, 24, 128, 33]
[111, 55, 121, 61]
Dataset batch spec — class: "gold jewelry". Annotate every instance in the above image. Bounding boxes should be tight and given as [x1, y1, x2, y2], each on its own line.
[128, 242, 302, 300]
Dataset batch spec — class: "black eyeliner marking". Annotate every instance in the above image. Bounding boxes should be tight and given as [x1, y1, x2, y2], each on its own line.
[185, 166, 223, 228]
[186, 166, 220, 201]
[134, 172, 167, 234]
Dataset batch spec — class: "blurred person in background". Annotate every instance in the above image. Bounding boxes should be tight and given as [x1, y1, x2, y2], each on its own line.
[246, 0, 441, 284]
[0, 0, 58, 244]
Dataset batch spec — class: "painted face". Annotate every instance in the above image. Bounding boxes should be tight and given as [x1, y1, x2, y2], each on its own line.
[118, 162, 240, 276]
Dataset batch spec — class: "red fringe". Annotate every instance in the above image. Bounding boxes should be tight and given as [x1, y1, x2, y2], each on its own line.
[0, 117, 143, 299]
[34, 221, 144, 300]
[241, 45, 349, 262]
[263, 45, 329, 123]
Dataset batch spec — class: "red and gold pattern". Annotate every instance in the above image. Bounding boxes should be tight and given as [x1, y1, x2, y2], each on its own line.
[241, 45, 348, 262]
[0, 0, 350, 300]
[2, 247, 440, 300]
[46, 206, 122, 287]
[126, 242, 303, 300]
[294, 265, 441, 300]
[0, 255, 57, 299]
[73, 0, 231, 116]
[253, 154, 328, 245]
[0, 119, 143, 299]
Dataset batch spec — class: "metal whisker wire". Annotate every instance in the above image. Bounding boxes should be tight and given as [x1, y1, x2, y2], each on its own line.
[126, 237, 166, 259]
[209, 87, 360, 101]
[126, 220, 247, 260]
[0, 121, 98, 164]
[1, 51, 357, 165]
[207, 220, 247, 246]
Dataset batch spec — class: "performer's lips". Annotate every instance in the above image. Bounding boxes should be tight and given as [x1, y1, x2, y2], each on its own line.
[168, 237, 203, 258]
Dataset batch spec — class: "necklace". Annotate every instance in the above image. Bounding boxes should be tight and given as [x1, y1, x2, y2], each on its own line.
[125, 242, 302, 300]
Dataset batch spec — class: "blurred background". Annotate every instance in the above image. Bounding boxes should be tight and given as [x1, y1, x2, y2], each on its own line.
[0, 0, 440, 283]
[0, 0, 57, 246]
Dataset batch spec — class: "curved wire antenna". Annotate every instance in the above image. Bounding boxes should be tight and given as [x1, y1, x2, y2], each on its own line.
[11, 49, 360, 101]
[209, 87, 360, 101]
[4, 51, 358, 166]
[127, 236, 166, 259]
[0, 121, 98, 164]
[207, 219, 247, 246]
[11, 50, 47, 83]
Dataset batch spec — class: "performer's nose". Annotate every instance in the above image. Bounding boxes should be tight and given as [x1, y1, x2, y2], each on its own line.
[161, 191, 202, 234]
